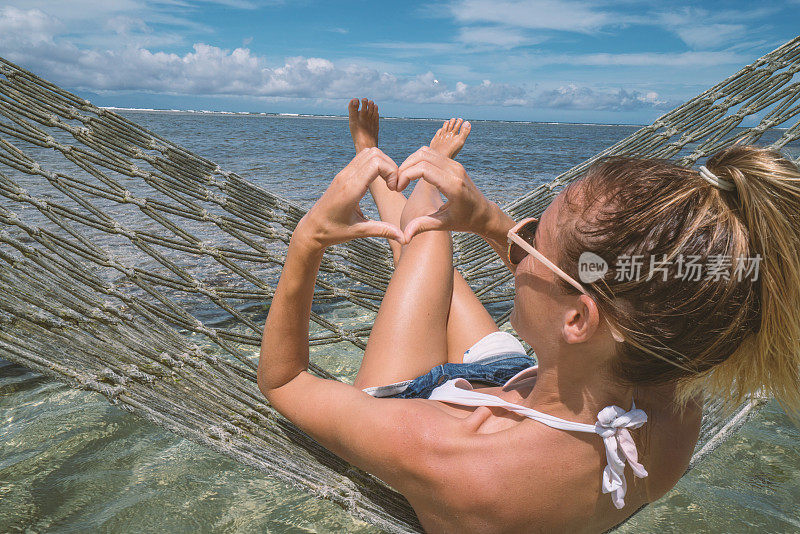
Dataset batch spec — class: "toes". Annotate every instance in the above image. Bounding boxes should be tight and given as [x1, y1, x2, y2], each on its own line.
[460, 121, 471, 137]
[361, 98, 369, 116]
[454, 118, 463, 132]
[448, 118, 456, 131]
[348, 98, 359, 115]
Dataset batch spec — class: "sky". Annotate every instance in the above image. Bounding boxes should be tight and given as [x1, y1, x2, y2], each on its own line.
[0, 1, 798, 124]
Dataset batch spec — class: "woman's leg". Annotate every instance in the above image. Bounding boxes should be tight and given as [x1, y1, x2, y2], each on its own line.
[349, 103, 499, 388]
[446, 272, 500, 363]
[354, 179, 454, 388]
[349, 98, 406, 264]
[430, 119, 500, 364]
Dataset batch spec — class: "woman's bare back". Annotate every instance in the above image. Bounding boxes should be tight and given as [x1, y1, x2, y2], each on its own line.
[405, 380, 702, 533]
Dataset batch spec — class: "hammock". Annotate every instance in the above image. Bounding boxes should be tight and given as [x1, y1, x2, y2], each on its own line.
[1, 34, 799, 532]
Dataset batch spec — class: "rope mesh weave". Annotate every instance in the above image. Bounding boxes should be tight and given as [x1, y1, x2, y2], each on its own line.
[2, 35, 799, 532]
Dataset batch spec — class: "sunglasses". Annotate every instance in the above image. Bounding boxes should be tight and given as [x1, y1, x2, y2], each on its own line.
[507, 217, 625, 343]
[507, 217, 586, 293]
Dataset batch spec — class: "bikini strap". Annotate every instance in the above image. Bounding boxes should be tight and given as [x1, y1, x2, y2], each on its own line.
[429, 378, 597, 432]
[428, 378, 648, 509]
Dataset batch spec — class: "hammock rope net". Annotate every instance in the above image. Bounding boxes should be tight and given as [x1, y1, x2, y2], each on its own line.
[1, 35, 799, 533]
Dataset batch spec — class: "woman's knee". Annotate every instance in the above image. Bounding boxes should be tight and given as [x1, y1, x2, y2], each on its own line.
[400, 181, 442, 229]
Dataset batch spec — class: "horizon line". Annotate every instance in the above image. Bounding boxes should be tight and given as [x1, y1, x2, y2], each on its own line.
[99, 106, 648, 128]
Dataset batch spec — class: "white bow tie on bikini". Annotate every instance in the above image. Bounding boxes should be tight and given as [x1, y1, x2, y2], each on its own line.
[427, 377, 649, 509]
[595, 404, 649, 509]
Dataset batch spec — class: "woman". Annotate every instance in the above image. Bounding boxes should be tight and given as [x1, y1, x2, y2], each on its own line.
[258, 99, 800, 533]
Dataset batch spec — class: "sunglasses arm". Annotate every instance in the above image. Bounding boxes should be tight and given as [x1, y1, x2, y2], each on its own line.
[507, 233, 586, 293]
[507, 232, 625, 343]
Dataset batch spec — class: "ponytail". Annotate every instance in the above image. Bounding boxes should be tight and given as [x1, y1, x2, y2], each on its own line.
[686, 145, 800, 414]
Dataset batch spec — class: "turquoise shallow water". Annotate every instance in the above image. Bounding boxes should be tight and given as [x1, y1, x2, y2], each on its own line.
[1, 111, 799, 532]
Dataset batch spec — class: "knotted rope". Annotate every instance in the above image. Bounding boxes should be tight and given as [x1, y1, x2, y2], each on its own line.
[3, 34, 799, 531]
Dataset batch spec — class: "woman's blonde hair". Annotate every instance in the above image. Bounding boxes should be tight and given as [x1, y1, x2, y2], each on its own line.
[558, 145, 800, 415]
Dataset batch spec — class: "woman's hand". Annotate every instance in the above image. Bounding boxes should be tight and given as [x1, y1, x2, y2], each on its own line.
[393, 147, 496, 242]
[293, 148, 406, 251]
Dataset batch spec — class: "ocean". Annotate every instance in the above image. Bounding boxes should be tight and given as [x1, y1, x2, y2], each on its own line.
[1, 111, 799, 532]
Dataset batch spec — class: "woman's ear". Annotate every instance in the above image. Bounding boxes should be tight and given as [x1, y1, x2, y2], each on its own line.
[561, 294, 601, 344]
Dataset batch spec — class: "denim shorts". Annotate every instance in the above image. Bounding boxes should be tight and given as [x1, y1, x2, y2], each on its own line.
[362, 331, 535, 399]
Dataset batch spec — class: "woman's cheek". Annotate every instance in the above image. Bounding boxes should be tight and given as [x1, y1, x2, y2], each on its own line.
[511, 282, 536, 342]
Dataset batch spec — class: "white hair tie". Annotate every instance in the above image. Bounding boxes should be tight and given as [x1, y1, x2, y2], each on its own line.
[698, 165, 735, 191]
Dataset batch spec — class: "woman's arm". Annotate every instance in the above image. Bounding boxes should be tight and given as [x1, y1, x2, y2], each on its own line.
[258, 230, 444, 485]
[478, 201, 518, 273]
[257, 233, 323, 392]
[393, 147, 518, 272]
[258, 148, 403, 392]
[256, 149, 459, 493]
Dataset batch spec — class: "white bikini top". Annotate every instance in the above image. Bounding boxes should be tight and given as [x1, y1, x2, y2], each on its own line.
[428, 365, 648, 509]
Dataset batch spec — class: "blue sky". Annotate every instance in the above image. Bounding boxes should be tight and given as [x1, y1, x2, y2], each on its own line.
[1, 1, 798, 124]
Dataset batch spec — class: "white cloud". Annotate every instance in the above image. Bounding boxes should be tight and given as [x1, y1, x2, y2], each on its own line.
[438, 0, 776, 55]
[0, 9, 519, 105]
[0, 7, 60, 45]
[366, 37, 746, 71]
[456, 25, 542, 48]
[0, 7, 671, 112]
[653, 7, 771, 50]
[0, 6, 674, 112]
[0, 0, 251, 49]
[544, 50, 747, 68]
[448, 0, 620, 33]
[4, 1, 144, 23]
[191, 0, 265, 8]
[535, 84, 672, 111]
[105, 15, 150, 35]
[670, 23, 745, 50]
[368, 41, 465, 57]
[94, 13, 185, 48]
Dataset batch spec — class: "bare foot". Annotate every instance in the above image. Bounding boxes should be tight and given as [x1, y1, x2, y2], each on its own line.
[349, 98, 379, 152]
[429, 118, 471, 158]
[347, 97, 404, 262]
